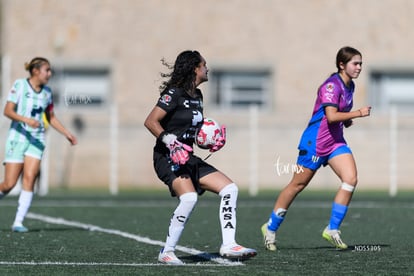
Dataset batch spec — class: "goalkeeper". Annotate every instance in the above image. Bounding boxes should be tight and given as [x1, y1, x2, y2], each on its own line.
[144, 50, 256, 265]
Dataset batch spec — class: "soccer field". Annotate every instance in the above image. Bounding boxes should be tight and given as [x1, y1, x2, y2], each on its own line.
[0, 190, 412, 275]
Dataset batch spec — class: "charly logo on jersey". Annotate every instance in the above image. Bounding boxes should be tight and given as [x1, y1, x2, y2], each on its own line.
[183, 99, 203, 109]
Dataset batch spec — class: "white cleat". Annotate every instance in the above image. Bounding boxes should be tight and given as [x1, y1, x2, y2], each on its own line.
[12, 225, 29, 233]
[219, 243, 257, 260]
[158, 248, 184, 265]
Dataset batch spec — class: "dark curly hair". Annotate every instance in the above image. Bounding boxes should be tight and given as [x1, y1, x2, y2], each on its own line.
[159, 50, 202, 94]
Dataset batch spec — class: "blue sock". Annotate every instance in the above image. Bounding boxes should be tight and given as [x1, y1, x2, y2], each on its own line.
[267, 211, 285, 232]
[328, 202, 348, 230]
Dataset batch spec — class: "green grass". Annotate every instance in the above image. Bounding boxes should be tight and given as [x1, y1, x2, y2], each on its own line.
[0, 190, 413, 275]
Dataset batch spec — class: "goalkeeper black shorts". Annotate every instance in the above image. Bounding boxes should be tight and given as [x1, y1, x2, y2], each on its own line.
[153, 151, 218, 197]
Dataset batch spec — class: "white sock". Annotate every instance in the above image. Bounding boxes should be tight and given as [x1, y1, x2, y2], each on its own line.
[13, 190, 34, 227]
[219, 183, 238, 246]
[164, 192, 197, 252]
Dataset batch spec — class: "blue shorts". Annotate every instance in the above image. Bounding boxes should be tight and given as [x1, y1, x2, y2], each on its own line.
[296, 144, 352, 171]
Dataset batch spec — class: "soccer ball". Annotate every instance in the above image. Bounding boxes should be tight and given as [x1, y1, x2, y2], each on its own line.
[195, 118, 222, 150]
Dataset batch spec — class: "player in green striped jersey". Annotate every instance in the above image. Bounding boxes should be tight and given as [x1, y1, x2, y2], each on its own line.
[0, 57, 77, 232]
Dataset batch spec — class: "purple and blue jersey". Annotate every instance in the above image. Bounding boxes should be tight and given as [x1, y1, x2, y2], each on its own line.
[297, 73, 354, 170]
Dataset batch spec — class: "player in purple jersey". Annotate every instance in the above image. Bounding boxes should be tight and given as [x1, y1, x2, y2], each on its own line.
[144, 50, 256, 265]
[261, 47, 371, 251]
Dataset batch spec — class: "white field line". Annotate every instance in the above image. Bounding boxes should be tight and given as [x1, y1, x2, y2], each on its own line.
[0, 261, 236, 267]
[26, 212, 243, 266]
[2, 199, 413, 209]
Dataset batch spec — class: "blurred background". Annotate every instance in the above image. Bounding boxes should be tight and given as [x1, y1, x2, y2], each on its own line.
[0, 0, 413, 195]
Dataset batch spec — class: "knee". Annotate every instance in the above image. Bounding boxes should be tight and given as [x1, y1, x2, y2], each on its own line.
[22, 172, 38, 184]
[0, 180, 17, 194]
[343, 176, 358, 187]
[179, 192, 198, 206]
[219, 183, 238, 195]
[341, 179, 357, 193]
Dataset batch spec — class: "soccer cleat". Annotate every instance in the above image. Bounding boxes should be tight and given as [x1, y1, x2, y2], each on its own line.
[322, 227, 348, 249]
[261, 223, 277, 251]
[12, 225, 29, 233]
[219, 243, 257, 260]
[158, 248, 184, 265]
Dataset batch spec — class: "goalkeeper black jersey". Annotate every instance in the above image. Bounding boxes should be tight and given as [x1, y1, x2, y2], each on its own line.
[154, 87, 204, 153]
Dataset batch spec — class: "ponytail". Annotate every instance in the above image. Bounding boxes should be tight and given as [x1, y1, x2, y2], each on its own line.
[25, 57, 50, 76]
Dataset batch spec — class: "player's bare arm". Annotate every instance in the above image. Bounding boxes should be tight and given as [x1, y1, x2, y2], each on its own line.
[3, 102, 40, 128]
[48, 111, 78, 145]
[325, 105, 371, 124]
[144, 106, 167, 138]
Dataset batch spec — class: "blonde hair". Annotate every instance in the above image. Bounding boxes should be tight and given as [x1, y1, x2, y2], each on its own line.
[24, 57, 50, 76]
